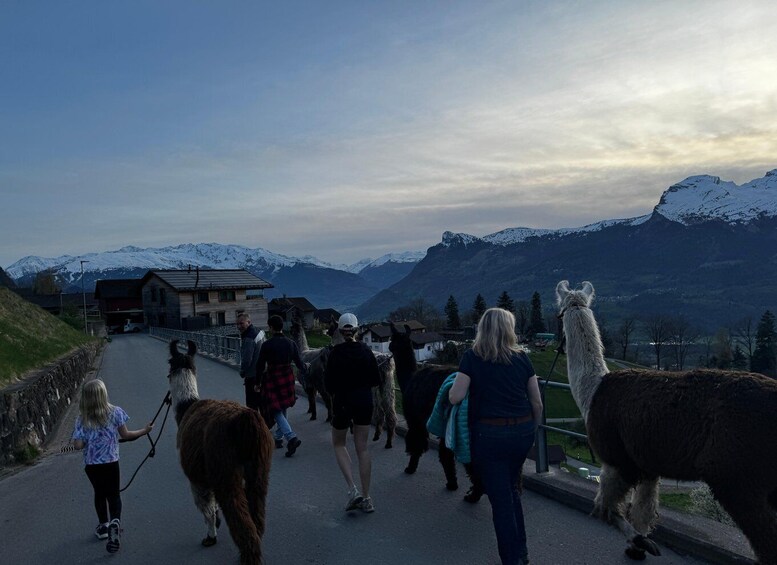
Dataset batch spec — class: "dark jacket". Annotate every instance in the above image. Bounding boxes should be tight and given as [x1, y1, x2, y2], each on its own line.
[239, 324, 262, 378]
[324, 340, 381, 395]
[256, 333, 306, 413]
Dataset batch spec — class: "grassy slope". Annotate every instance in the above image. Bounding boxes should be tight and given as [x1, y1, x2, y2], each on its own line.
[0, 287, 95, 386]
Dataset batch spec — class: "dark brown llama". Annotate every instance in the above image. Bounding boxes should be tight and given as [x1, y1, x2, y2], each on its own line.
[289, 316, 333, 422]
[328, 320, 397, 448]
[388, 323, 483, 501]
[557, 281, 777, 563]
[167, 340, 274, 565]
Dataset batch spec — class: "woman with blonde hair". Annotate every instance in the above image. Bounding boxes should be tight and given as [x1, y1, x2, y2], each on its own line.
[449, 308, 543, 565]
[72, 379, 152, 553]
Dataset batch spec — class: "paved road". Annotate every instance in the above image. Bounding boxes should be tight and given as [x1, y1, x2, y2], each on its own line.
[0, 335, 705, 564]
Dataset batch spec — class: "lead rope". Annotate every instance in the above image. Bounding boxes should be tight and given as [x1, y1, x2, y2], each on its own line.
[119, 390, 172, 492]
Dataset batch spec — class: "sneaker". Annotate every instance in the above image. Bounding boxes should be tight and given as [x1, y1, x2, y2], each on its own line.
[106, 519, 121, 553]
[274, 438, 284, 449]
[285, 437, 301, 457]
[359, 497, 375, 513]
[95, 523, 109, 540]
[345, 489, 363, 512]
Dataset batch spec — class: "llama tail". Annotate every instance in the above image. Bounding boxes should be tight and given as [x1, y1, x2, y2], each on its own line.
[234, 409, 273, 538]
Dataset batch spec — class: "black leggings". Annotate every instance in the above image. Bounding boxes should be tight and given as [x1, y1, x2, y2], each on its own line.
[85, 461, 122, 523]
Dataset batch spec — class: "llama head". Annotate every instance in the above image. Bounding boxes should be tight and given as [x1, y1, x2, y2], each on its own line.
[168, 339, 197, 374]
[389, 322, 415, 365]
[556, 280, 596, 312]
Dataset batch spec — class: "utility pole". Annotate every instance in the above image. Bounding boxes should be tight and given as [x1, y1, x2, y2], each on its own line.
[80, 260, 89, 334]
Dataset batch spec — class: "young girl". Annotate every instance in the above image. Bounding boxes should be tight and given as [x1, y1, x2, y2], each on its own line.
[72, 379, 152, 553]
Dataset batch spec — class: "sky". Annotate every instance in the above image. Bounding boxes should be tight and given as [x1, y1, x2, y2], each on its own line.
[2, 0, 777, 269]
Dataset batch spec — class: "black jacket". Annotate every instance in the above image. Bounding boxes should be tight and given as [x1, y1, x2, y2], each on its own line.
[324, 340, 381, 395]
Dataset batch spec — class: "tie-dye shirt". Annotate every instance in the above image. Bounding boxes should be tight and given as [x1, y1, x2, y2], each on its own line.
[72, 406, 129, 466]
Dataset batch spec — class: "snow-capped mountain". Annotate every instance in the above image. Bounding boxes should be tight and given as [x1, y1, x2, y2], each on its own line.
[439, 169, 777, 248]
[359, 169, 777, 330]
[344, 251, 426, 273]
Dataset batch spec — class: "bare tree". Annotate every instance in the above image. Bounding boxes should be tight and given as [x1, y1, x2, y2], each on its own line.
[616, 316, 637, 360]
[667, 315, 699, 371]
[732, 316, 756, 360]
[644, 315, 671, 370]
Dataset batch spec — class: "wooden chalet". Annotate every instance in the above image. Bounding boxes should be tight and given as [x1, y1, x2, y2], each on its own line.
[140, 269, 273, 330]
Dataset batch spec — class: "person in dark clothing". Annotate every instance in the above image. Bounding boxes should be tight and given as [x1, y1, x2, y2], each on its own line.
[256, 315, 307, 456]
[449, 308, 543, 565]
[237, 313, 263, 411]
[324, 313, 381, 513]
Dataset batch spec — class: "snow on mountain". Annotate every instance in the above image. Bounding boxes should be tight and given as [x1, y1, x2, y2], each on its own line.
[441, 170, 777, 247]
[5, 243, 334, 280]
[348, 251, 426, 273]
[654, 169, 777, 224]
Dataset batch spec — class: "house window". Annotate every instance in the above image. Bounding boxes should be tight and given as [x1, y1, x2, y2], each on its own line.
[197, 292, 210, 303]
[218, 290, 236, 302]
[246, 288, 263, 300]
[159, 289, 166, 306]
[217, 312, 226, 326]
[150, 288, 157, 302]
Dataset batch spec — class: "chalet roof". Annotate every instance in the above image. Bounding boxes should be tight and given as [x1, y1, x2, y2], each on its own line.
[410, 332, 445, 346]
[268, 296, 317, 312]
[314, 308, 341, 322]
[366, 320, 426, 339]
[94, 279, 143, 299]
[141, 269, 272, 292]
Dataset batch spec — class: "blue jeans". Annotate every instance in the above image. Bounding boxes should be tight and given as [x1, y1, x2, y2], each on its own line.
[472, 420, 536, 565]
[273, 409, 296, 441]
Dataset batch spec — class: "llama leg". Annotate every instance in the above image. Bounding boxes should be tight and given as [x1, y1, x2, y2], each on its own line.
[305, 385, 317, 420]
[189, 483, 219, 546]
[630, 478, 659, 535]
[438, 441, 458, 491]
[384, 415, 395, 449]
[404, 425, 427, 474]
[595, 465, 660, 559]
[709, 482, 777, 565]
[215, 480, 262, 565]
[372, 421, 382, 442]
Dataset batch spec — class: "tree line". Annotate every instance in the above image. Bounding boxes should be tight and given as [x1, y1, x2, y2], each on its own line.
[388, 292, 777, 379]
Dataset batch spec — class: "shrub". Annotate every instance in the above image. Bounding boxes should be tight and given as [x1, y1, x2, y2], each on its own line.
[689, 484, 734, 525]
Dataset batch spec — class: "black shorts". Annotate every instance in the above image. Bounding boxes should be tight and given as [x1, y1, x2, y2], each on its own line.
[331, 391, 373, 430]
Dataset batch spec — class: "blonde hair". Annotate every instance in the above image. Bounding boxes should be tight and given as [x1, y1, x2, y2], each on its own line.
[472, 308, 521, 364]
[79, 379, 112, 429]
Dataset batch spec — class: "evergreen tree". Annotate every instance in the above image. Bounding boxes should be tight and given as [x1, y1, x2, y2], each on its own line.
[731, 345, 748, 370]
[750, 310, 777, 377]
[528, 291, 546, 336]
[471, 294, 487, 324]
[444, 295, 461, 329]
[496, 291, 515, 314]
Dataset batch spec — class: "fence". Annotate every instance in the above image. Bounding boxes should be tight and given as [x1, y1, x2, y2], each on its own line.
[149, 326, 243, 366]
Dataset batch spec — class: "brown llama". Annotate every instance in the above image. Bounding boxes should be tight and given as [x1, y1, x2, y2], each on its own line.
[328, 320, 397, 449]
[388, 323, 484, 502]
[556, 281, 777, 563]
[167, 340, 274, 565]
[289, 316, 333, 422]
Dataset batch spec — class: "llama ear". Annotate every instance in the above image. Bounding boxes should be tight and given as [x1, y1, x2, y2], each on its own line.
[403, 324, 412, 335]
[169, 340, 180, 357]
[581, 281, 595, 303]
[556, 280, 570, 306]
[390, 321, 398, 335]
[187, 340, 197, 357]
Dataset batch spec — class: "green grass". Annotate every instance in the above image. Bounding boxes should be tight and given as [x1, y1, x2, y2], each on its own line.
[0, 287, 96, 386]
[660, 491, 693, 512]
[305, 331, 332, 349]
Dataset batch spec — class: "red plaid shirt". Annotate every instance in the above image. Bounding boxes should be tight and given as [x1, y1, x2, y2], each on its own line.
[256, 334, 304, 414]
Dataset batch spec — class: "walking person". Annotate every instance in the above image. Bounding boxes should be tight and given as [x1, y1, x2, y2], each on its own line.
[236, 312, 262, 412]
[256, 314, 306, 456]
[449, 308, 543, 565]
[324, 313, 381, 513]
[72, 379, 153, 554]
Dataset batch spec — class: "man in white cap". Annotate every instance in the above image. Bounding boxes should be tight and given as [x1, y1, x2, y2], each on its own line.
[324, 313, 381, 513]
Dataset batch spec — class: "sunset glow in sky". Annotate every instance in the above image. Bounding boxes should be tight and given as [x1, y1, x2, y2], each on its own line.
[2, 0, 777, 267]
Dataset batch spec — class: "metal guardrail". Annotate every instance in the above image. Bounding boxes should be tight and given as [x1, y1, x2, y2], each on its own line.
[149, 327, 243, 366]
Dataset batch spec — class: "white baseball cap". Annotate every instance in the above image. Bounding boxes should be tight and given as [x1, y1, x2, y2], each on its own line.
[338, 313, 358, 329]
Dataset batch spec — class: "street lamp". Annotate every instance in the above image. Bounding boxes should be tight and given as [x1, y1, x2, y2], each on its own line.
[80, 260, 89, 334]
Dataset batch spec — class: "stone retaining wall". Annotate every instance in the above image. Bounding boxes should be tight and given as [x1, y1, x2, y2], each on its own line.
[0, 343, 99, 464]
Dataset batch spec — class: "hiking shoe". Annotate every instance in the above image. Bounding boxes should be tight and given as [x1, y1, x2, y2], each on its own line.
[274, 438, 284, 449]
[359, 497, 375, 513]
[106, 519, 121, 553]
[285, 437, 301, 457]
[95, 523, 109, 540]
[345, 490, 363, 512]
